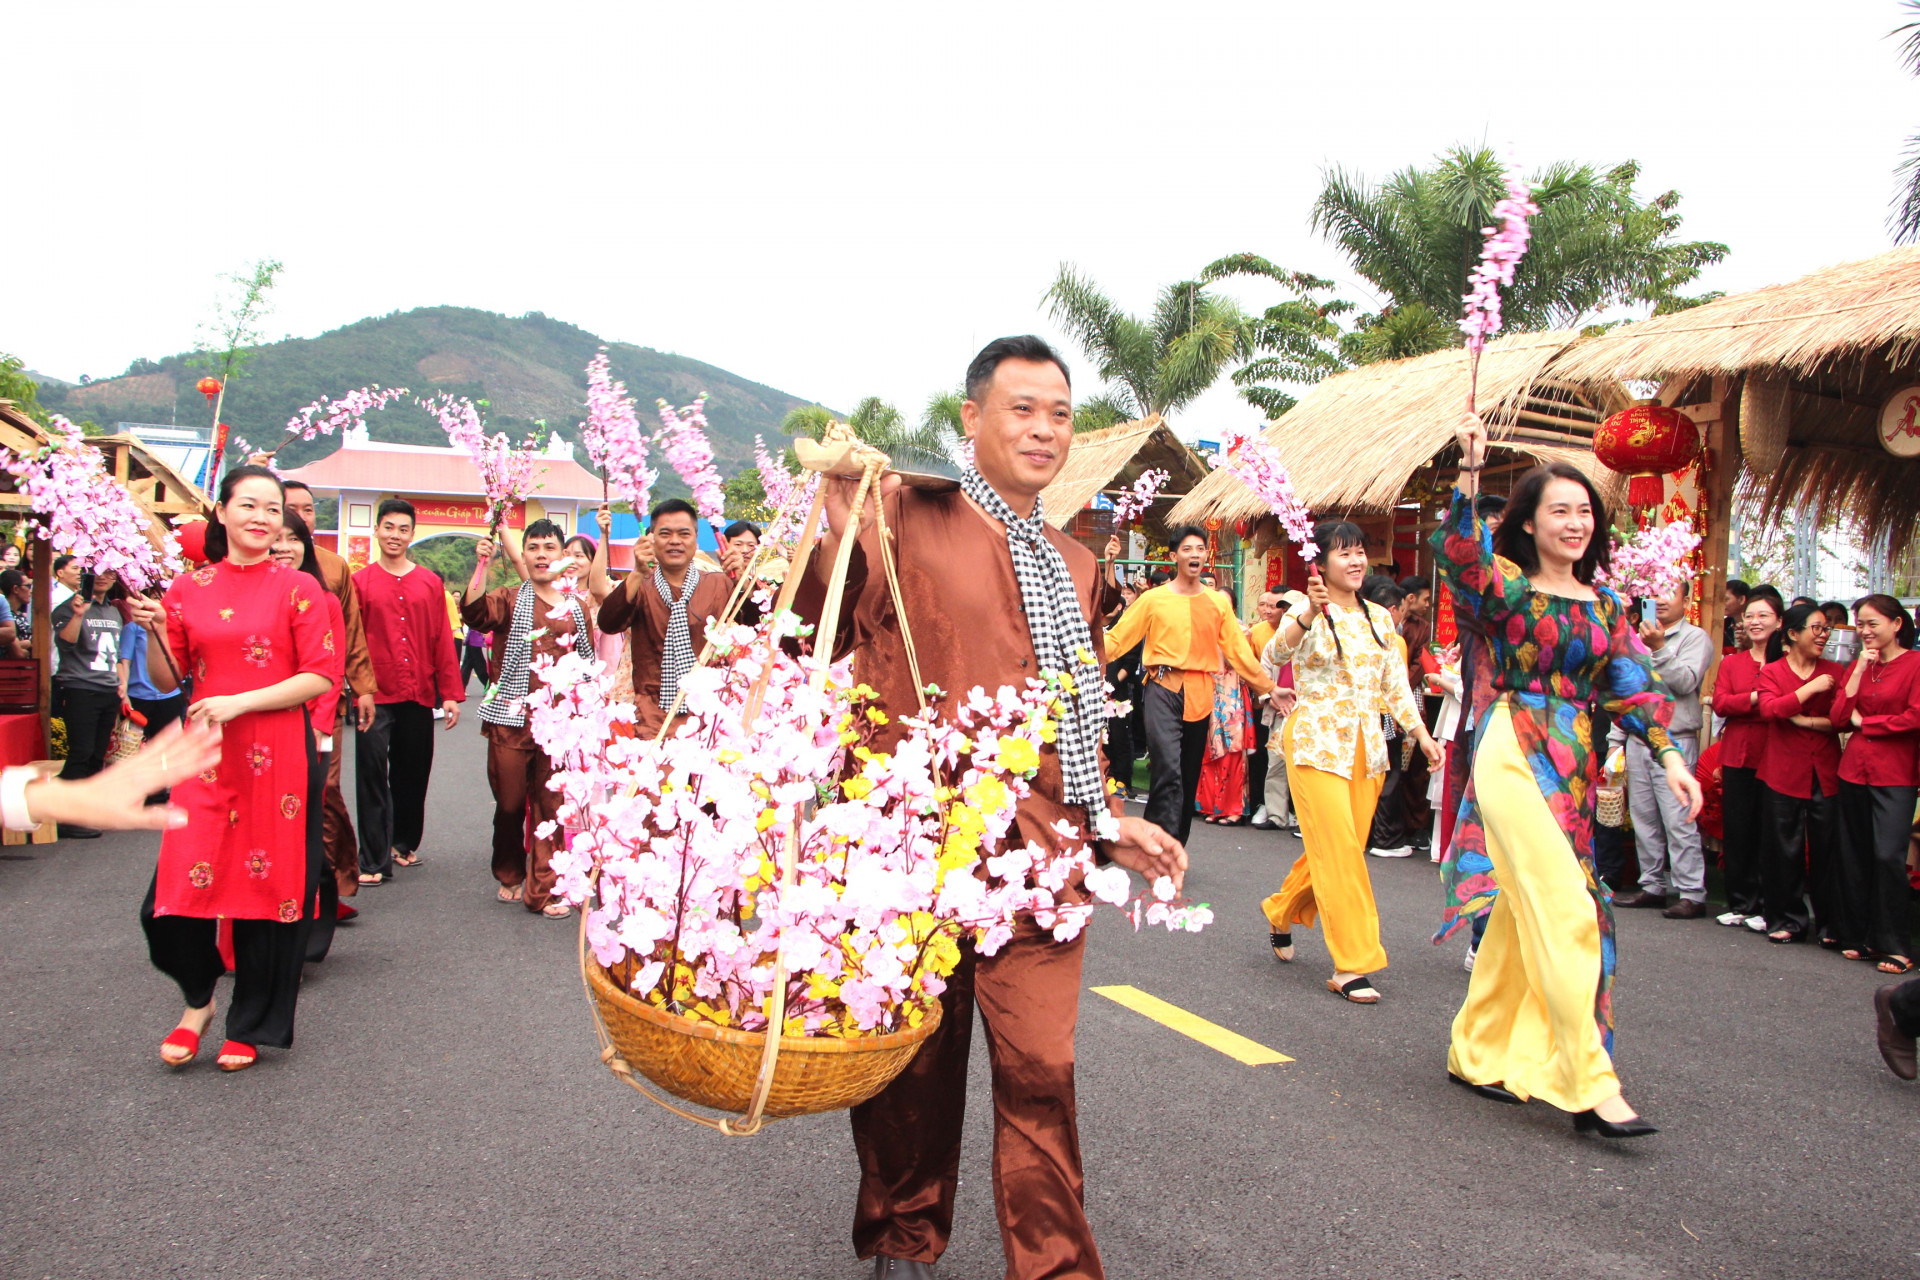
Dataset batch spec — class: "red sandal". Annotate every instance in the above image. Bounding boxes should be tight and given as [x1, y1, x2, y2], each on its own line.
[215, 1041, 258, 1072]
[160, 1027, 201, 1067]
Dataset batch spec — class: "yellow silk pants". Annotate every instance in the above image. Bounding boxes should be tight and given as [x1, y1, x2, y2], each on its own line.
[1261, 721, 1388, 974]
[1447, 704, 1620, 1113]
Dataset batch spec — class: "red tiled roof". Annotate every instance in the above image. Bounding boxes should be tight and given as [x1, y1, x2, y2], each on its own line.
[281, 443, 606, 502]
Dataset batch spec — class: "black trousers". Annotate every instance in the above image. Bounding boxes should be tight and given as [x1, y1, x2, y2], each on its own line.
[461, 644, 490, 692]
[1247, 719, 1270, 816]
[1761, 781, 1840, 939]
[1720, 765, 1765, 917]
[1142, 681, 1206, 845]
[1367, 733, 1408, 850]
[131, 692, 189, 803]
[295, 727, 336, 962]
[57, 684, 120, 782]
[1594, 823, 1635, 894]
[1105, 697, 1136, 795]
[1889, 976, 1920, 1038]
[1839, 781, 1918, 959]
[356, 701, 436, 875]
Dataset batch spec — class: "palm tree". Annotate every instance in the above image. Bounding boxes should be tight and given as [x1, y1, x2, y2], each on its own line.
[1042, 266, 1257, 422]
[1893, 3, 1920, 242]
[1312, 146, 1727, 359]
[780, 396, 957, 471]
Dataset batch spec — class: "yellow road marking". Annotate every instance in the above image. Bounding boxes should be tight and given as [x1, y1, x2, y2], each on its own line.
[1090, 985, 1292, 1065]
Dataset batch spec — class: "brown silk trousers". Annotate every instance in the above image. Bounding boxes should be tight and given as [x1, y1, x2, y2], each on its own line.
[322, 746, 358, 897]
[851, 917, 1102, 1279]
[486, 734, 561, 911]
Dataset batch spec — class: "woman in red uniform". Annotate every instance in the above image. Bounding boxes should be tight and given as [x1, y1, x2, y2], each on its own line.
[1713, 592, 1783, 931]
[269, 512, 348, 961]
[127, 466, 336, 1071]
[1828, 594, 1920, 974]
[1755, 602, 1846, 946]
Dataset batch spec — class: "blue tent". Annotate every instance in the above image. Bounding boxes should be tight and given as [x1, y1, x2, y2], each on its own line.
[607, 510, 721, 553]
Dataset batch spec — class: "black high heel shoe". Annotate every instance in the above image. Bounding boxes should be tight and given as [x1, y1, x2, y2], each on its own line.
[1448, 1072, 1522, 1104]
[1573, 1109, 1658, 1138]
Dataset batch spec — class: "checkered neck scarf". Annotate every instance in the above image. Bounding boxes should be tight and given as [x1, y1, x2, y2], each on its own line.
[654, 564, 702, 712]
[479, 582, 594, 728]
[960, 466, 1106, 811]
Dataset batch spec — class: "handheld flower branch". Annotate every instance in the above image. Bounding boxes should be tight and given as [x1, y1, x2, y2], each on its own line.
[583, 351, 657, 512]
[1108, 467, 1168, 530]
[1598, 522, 1702, 602]
[253, 385, 411, 460]
[419, 392, 541, 540]
[7, 417, 184, 592]
[654, 395, 727, 530]
[1457, 164, 1539, 413]
[1212, 427, 1318, 565]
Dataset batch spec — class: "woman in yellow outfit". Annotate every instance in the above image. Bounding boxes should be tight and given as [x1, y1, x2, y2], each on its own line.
[1432, 412, 1701, 1138]
[1262, 521, 1441, 1003]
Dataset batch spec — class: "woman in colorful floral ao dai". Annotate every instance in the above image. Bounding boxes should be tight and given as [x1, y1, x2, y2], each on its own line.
[127, 466, 339, 1072]
[1433, 413, 1700, 1138]
[1261, 520, 1441, 1005]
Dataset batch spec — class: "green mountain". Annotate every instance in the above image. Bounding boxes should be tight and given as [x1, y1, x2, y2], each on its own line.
[35, 306, 823, 488]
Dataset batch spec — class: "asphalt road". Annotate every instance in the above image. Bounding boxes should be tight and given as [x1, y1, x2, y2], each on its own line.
[3, 723, 1918, 1280]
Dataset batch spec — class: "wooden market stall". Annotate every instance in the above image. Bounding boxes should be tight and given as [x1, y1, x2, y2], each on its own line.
[0, 404, 209, 842]
[1548, 246, 1920, 633]
[1168, 331, 1630, 605]
[1039, 416, 1215, 576]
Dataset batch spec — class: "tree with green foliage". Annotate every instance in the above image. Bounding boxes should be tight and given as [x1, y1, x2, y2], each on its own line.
[1892, 3, 1920, 242]
[190, 258, 283, 389]
[0, 354, 48, 425]
[1042, 265, 1255, 423]
[1197, 255, 1354, 416]
[723, 467, 774, 522]
[1310, 147, 1727, 361]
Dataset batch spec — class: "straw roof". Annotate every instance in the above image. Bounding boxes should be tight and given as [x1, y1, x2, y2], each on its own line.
[1039, 415, 1210, 531]
[1546, 248, 1920, 560]
[1169, 332, 1629, 526]
[1551, 247, 1920, 385]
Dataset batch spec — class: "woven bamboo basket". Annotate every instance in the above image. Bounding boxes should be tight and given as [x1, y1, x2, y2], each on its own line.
[586, 960, 942, 1118]
[1740, 374, 1791, 476]
[1595, 784, 1627, 829]
[579, 430, 944, 1135]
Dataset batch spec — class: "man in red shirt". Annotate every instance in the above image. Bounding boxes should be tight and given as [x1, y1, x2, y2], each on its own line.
[351, 499, 464, 884]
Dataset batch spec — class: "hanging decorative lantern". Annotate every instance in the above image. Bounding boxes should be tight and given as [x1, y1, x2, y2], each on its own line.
[195, 376, 223, 402]
[1593, 405, 1700, 508]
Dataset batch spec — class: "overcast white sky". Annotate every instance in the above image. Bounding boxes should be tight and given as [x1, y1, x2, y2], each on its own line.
[6, 1, 1915, 442]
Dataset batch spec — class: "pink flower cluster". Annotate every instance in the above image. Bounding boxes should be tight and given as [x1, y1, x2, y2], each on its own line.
[753, 435, 819, 544]
[1211, 427, 1317, 562]
[7, 417, 182, 590]
[525, 613, 1209, 1038]
[655, 396, 727, 530]
[583, 352, 658, 511]
[1598, 522, 1702, 601]
[1109, 468, 1169, 529]
[284, 384, 409, 443]
[1458, 166, 1539, 353]
[419, 392, 540, 532]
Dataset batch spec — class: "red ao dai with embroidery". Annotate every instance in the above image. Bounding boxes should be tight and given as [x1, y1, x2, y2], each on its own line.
[152, 560, 340, 922]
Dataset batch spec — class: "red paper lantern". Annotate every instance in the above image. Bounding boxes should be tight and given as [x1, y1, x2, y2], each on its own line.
[1593, 405, 1700, 508]
[196, 376, 223, 402]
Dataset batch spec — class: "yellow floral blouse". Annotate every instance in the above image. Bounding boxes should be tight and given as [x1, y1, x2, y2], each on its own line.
[1266, 600, 1422, 780]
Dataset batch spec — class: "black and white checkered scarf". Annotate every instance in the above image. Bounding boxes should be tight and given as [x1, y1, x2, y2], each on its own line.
[479, 582, 595, 728]
[959, 466, 1106, 811]
[654, 564, 702, 712]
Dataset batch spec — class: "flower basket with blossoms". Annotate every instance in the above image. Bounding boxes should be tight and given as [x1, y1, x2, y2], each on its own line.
[528, 432, 1208, 1134]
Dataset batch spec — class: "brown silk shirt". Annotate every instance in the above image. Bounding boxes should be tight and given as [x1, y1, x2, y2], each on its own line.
[597, 568, 737, 737]
[460, 584, 582, 750]
[315, 545, 376, 699]
[793, 487, 1121, 864]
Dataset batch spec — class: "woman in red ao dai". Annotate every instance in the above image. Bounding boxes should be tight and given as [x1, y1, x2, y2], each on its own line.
[127, 467, 338, 1071]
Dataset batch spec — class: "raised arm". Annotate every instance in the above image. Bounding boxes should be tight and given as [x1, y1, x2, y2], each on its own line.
[587, 505, 615, 605]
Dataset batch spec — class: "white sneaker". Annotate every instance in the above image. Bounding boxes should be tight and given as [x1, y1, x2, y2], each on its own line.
[1715, 911, 1748, 927]
[1368, 846, 1413, 858]
[1251, 806, 1269, 827]
[1463, 944, 1477, 972]
[1744, 915, 1770, 933]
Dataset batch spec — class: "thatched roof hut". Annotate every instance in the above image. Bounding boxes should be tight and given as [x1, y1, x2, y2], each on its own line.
[1040, 415, 1209, 533]
[1548, 246, 1920, 559]
[1168, 331, 1629, 528]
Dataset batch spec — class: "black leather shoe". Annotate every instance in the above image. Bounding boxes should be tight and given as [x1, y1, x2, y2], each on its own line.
[1876, 985, 1918, 1080]
[1448, 1071, 1522, 1104]
[1662, 899, 1707, 919]
[1574, 1109, 1658, 1138]
[1613, 891, 1667, 909]
[875, 1258, 935, 1278]
[58, 824, 101, 839]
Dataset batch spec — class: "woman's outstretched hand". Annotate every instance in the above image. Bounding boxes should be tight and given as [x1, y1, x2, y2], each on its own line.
[24, 720, 223, 832]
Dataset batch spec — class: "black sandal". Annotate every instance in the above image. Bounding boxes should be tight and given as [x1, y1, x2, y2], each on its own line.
[1269, 931, 1293, 962]
[1878, 955, 1915, 976]
[1327, 975, 1379, 1003]
[1767, 928, 1801, 945]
